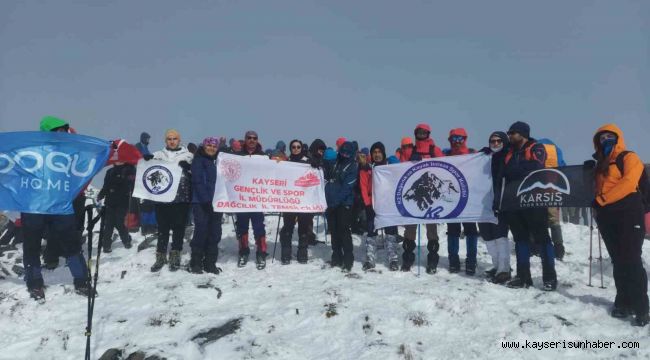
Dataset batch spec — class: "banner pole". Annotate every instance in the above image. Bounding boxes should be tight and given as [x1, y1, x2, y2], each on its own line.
[597, 224, 605, 289]
[588, 209, 593, 287]
[417, 224, 421, 277]
[271, 213, 281, 263]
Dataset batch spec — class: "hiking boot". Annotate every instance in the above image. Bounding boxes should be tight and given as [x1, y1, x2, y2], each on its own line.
[256, 252, 267, 270]
[150, 252, 167, 272]
[123, 240, 133, 249]
[401, 263, 412, 272]
[28, 287, 45, 301]
[611, 306, 632, 319]
[74, 280, 97, 297]
[448, 264, 460, 274]
[492, 272, 511, 284]
[484, 268, 497, 279]
[238, 253, 249, 268]
[203, 259, 222, 275]
[168, 250, 181, 272]
[44, 259, 59, 270]
[188, 252, 204, 274]
[362, 262, 375, 271]
[102, 246, 112, 254]
[426, 266, 437, 274]
[389, 261, 399, 271]
[506, 276, 532, 289]
[542, 280, 557, 291]
[465, 266, 476, 276]
[554, 243, 565, 261]
[632, 313, 649, 327]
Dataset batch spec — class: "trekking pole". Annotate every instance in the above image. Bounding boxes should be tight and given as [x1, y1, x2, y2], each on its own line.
[417, 224, 421, 277]
[316, 215, 320, 235]
[324, 214, 329, 245]
[85, 206, 105, 360]
[597, 226, 606, 289]
[271, 213, 282, 263]
[588, 210, 594, 287]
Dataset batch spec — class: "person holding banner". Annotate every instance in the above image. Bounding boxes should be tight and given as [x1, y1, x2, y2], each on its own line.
[19, 116, 102, 300]
[359, 142, 400, 271]
[189, 137, 223, 274]
[279, 140, 313, 264]
[591, 124, 648, 327]
[324, 141, 359, 271]
[402, 123, 444, 273]
[443, 128, 479, 275]
[149, 129, 193, 272]
[97, 161, 136, 252]
[235, 130, 269, 270]
[502, 121, 557, 291]
[478, 131, 511, 284]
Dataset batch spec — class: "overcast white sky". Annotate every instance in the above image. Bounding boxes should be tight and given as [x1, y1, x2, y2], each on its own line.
[1, 0, 648, 164]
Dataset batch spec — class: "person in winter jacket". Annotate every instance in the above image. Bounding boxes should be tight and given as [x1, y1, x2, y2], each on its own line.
[478, 131, 511, 284]
[236, 130, 269, 270]
[537, 138, 566, 260]
[135, 132, 152, 157]
[20, 116, 92, 300]
[98, 162, 136, 252]
[402, 123, 444, 273]
[502, 121, 557, 290]
[148, 129, 193, 272]
[189, 137, 223, 274]
[399, 137, 414, 162]
[443, 128, 480, 275]
[359, 142, 400, 271]
[590, 124, 648, 326]
[274, 141, 288, 161]
[324, 141, 359, 271]
[279, 140, 315, 264]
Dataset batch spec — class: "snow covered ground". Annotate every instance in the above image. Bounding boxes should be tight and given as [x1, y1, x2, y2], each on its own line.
[0, 215, 648, 360]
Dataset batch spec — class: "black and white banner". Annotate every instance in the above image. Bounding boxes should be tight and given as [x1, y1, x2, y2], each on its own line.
[132, 160, 183, 203]
[500, 165, 594, 211]
[373, 153, 497, 228]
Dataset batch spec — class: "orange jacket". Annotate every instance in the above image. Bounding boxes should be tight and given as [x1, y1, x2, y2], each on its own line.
[593, 124, 644, 206]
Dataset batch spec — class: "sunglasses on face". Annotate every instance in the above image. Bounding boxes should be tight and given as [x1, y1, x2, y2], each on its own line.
[291, 146, 301, 150]
[450, 136, 465, 143]
[489, 139, 502, 144]
[246, 136, 258, 140]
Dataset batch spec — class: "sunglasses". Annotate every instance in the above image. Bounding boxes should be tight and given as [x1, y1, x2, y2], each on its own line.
[489, 139, 502, 144]
[246, 136, 258, 140]
[450, 136, 465, 143]
[291, 145, 302, 149]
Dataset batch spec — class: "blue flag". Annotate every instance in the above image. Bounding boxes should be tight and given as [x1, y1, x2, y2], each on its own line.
[0, 132, 110, 214]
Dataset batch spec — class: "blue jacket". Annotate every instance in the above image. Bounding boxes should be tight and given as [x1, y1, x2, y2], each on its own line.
[324, 156, 358, 208]
[191, 147, 217, 204]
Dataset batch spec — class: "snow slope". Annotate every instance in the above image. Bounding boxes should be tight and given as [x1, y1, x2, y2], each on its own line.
[0, 216, 648, 360]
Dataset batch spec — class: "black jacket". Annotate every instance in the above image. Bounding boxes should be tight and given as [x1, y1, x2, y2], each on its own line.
[99, 164, 137, 208]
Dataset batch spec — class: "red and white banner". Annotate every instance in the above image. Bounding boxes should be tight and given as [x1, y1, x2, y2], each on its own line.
[213, 153, 327, 213]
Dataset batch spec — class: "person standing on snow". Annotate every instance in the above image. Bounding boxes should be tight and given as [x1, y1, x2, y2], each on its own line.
[148, 129, 193, 272]
[324, 142, 358, 272]
[402, 123, 444, 274]
[537, 138, 567, 260]
[502, 121, 557, 291]
[478, 131, 511, 284]
[442, 128, 480, 275]
[188, 137, 223, 274]
[359, 142, 400, 271]
[589, 124, 648, 327]
[236, 130, 269, 270]
[20, 116, 93, 300]
[97, 160, 136, 252]
[279, 140, 313, 264]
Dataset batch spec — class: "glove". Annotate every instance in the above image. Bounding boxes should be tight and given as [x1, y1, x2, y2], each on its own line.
[178, 160, 191, 171]
[583, 160, 596, 170]
[143, 154, 154, 161]
[479, 147, 491, 155]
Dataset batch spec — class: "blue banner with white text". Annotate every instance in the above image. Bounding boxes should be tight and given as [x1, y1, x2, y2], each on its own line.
[0, 132, 110, 214]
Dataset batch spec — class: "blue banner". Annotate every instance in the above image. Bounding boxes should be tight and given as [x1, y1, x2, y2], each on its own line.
[0, 132, 110, 214]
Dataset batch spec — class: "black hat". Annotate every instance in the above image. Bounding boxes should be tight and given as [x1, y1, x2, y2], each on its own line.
[508, 121, 530, 139]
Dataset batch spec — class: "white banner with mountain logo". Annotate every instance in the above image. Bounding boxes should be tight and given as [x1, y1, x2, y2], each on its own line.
[213, 153, 327, 213]
[132, 159, 183, 203]
[372, 153, 497, 229]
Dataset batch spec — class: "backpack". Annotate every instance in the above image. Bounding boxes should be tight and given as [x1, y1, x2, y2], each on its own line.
[615, 151, 650, 212]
